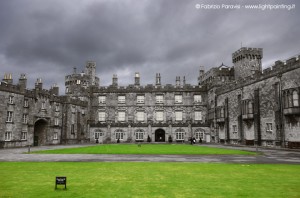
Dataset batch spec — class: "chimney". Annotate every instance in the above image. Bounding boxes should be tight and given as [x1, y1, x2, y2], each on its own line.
[134, 72, 140, 86]
[112, 74, 118, 86]
[156, 73, 161, 85]
[18, 73, 27, 90]
[183, 76, 186, 86]
[3, 73, 13, 85]
[35, 78, 43, 90]
[51, 83, 59, 96]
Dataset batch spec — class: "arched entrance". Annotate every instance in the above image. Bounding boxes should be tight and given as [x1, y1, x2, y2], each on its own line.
[34, 119, 48, 146]
[155, 129, 165, 142]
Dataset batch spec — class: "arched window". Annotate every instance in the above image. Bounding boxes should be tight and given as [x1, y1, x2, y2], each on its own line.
[293, 90, 299, 107]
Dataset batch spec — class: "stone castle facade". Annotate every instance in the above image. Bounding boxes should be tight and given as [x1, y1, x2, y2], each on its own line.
[1, 47, 300, 148]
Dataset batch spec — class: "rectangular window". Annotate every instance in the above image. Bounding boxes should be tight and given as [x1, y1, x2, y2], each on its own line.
[9, 96, 14, 104]
[266, 123, 273, 132]
[23, 114, 28, 124]
[76, 80, 81, 85]
[194, 111, 202, 121]
[137, 95, 145, 104]
[156, 111, 164, 121]
[118, 95, 125, 103]
[175, 111, 183, 121]
[118, 112, 126, 122]
[176, 132, 184, 140]
[55, 104, 60, 112]
[6, 111, 13, 122]
[195, 132, 204, 140]
[24, 99, 29, 107]
[194, 95, 202, 103]
[116, 132, 124, 140]
[175, 95, 182, 103]
[54, 117, 59, 126]
[135, 132, 144, 140]
[136, 111, 144, 122]
[5, 132, 12, 141]
[98, 112, 106, 122]
[54, 132, 58, 140]
[233, 125, 237, 133]
[21, 132, 27, 140]
[71, 105, 76, 113]
[41, 102, 46, 110]
[95, 132, 103, 139]
[156, 95, 164, 103]
[98, 96, 106, 104]
[71, 124, 75, 134]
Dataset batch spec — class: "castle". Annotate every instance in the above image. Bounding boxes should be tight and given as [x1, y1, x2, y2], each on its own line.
[1, 47, 300, 148]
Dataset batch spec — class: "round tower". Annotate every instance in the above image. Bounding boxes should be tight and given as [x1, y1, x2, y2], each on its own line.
[232, 47, 263, 80]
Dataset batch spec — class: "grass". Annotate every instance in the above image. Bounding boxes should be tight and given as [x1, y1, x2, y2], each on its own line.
[0, 162, 299, 198]
[32, 144, 256, 155]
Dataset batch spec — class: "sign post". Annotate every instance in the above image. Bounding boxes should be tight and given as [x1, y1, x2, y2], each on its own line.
[55, 176, 67, 190]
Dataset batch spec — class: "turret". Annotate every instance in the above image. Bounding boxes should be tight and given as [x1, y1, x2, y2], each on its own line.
[134, 72, 140, 86]
[35, 78, 43, 90]
[155, 73, 161, 86]
[232, 47, 263, 79]
[112, 74, 118, 86]
[3, 73, 13, 85]
[85, 61, 96, 85]
[18, 73, 27, 90]
[198, 66, 205, 85]
[50, 83, 59, 96]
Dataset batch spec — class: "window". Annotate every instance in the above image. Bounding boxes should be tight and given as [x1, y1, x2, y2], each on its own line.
[136, 111, 144, 122]
[266, 123, 273, 132]
[6, 111, 13, 122]
[98, 112, 106, 122]
[71, 124, 75, 134]
[71, 105, 76, 113]
[118, 95, 125, 103]
[95, 131, 103, 139]
[115, 130, 124, 140]
[220, 108, 225, 118]
[118, 112, 125, 122]
[76, 80, 81, 85]
[233, 125, 237, 133]
[194, 111, 202, 121]
[41, 102, 46, 110]
[175, 111, 183, 121]
[21, 132, 27, 140]
[55, 104, 60, 112]
[9, 96, 13, 104]
[65, 87, 69, 93]
[195, 132, 204, 140]
[248, 101, 253, 114]
[137, 95, 145, 103]
[176, 132, 184, 140]
[135, 130, 144, 140]
[293, 90, 299, 107]
[194, 95, 202, 103]
[156, 95, 164, 103]
[5, 132, 12, 141]
[98, 96, 106, 104]
[54, 117, 59, 126]
[53, 132, 58, 140]
[23, 114, 28, 124]
[156, 111, 164, 121]
[175, 95, 182, 103]
[24, 99, 29, 107]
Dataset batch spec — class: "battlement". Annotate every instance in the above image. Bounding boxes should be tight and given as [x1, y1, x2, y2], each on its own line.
[232, 47, 263, 62]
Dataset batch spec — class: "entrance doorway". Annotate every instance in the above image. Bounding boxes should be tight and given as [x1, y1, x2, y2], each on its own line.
[34, 119, 48, 146]
[155, 129, 165, 142]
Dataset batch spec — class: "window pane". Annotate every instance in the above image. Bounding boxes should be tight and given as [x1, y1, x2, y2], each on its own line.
[194, 95, 202, 102]
[175, 111, 183, 121]
[118, 112, 125, 121]
[195, 111, 202, 121]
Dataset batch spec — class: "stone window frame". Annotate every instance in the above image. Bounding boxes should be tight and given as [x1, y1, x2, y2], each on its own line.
[232, 125, 238, 133]
[24, 99, 29, 108]
[5, 131, 12, 141]
[94, 130, 104, 140]
[22, 114, 28, 124]
[175, 128, 185, 140]
[155, 111, 164, 121]
[6, 111, 13, 122]
[98, 95, 106, 104]
[118, 95, 126, 104]
[136, 111, 145, 122]
[175, 95, 183, 104]
[155, 95, 164, 104]
[135, 129, 144, 140]
[175, 111, 183, 121]
[266, 123, 273, 132]
[194, 111, 202, 121]
[193, 94, 202, 103]
[136, 95, 145, 104]
[98, 111, 106, 122]
[118, 111, 126, 122]
[53, 132, 58, 140]
[21, 131, 27, 140]
[8, 96, 14, 104]
[115, 129, 124, 140]
[194, 128, 205, 140]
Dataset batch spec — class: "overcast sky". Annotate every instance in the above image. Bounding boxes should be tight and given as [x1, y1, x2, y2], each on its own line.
[0, 0, 299, 93]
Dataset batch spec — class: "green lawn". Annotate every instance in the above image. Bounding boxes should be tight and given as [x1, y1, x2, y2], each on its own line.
[32, 144, 256, 155]
[0, 162, 299, 198]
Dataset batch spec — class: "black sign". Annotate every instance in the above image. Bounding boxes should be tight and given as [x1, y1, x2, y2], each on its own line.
[55, 176, 67, 189]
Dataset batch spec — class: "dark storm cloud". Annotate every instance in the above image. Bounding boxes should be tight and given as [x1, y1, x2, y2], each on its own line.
[0, 0, 299, 91]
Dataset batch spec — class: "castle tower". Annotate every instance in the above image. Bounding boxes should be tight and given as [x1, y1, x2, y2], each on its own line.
[134, 72, 140, 86]
[176, 76, 181, 86]
[155, 73, 161, 86]
[85, 61, 96, 85]
[51, 83, 59, 96]
[18, 73, 27, 90]
[198, 66, 205, 85]
[232, 47, 263, 80]
[112, 74, 118, 86]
